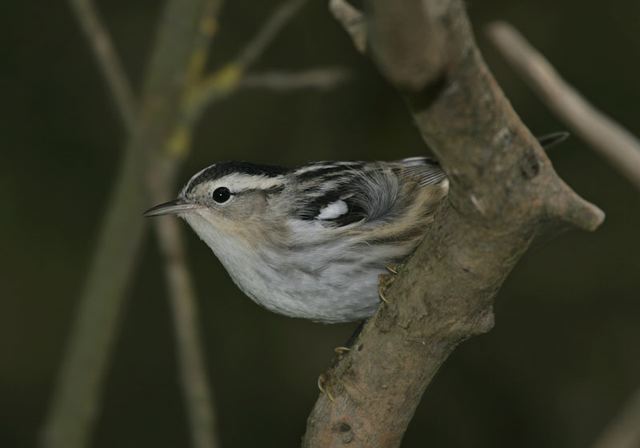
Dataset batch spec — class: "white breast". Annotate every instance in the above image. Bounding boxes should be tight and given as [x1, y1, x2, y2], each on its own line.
[182, 213, 384, 323]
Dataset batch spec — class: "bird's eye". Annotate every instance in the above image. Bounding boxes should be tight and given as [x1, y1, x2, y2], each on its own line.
[212, 187, 231, 204]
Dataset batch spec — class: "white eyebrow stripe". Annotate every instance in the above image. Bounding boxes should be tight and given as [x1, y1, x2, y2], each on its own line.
[316, 200, 348, 220]
[212, 173, 286, 193]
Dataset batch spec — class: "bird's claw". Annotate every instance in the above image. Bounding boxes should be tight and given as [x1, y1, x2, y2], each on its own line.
[334, 346, 351, 355]
[317, 373, 335, 402]
[378, 271, 396, 304]
[378, 284, 390, 304]
[385, 264, 400, 275]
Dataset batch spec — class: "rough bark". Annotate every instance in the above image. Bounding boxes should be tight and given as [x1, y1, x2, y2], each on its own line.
[302, 1, 604, 446]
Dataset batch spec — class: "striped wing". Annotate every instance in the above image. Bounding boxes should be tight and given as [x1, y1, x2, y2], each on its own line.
[293, 157, 446, 227]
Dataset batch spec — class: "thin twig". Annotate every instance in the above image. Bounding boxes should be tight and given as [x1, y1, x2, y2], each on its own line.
[235, 0, 307, 69]
[65, 1, 223, 447]
[186, 0, 310, 122]
[47, 0, 341, 446]
[240, 68, 350, 90]
[329, 0, 367, 53]
[68, 0, 136, 132]
[42, 1, 224, 447]
[592, 388, 640, 448]
[487, 22, 640, 192]
[150, 4, 222, 447]
[149, 183, 220, 448]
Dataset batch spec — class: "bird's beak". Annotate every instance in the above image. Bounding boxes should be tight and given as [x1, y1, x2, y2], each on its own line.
[144, 199, 200, 217]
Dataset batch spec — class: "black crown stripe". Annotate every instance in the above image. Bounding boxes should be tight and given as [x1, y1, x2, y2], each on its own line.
[186, 161, 290, 193]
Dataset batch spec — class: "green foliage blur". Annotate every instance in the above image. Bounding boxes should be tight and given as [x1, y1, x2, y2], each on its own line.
[2, 0, 639, 447]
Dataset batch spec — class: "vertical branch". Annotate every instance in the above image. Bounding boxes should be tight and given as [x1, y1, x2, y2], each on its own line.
[46, 0, 338, 446]
[68, 0, 136, 131]
[147, 2, 222, 447]
[42, 1, 224, 447]
[149, 183, 220, 448]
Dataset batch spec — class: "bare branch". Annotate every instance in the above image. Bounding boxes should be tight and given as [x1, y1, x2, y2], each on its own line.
[303, 1, 604, 446]
[240, 68, 350, 90]
[148, 181, 221, 448]
[150, 5, 224, 447]
[41, 1, 224, 447]
[235, 0, 307, 69]
[68, 0, 137, 132]
[184, 0, 311, 125]
[487, 22, 640, 192]
[592, 389, 640, 448]
[367, 0, 447, 90]
[46, 0, 341, 445]
[329, 0, 366, 53]
[331, 0, 448, 89]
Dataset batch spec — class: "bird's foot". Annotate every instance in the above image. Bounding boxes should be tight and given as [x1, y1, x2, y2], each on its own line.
[378, 284, 390, 304]
[317, 373, 335, 402]
[334, 346, 351, 355]
[378, 271, 397, 304]
[385, 263, 400, 275]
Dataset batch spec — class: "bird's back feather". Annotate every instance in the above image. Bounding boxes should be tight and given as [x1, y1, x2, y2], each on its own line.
[290, 157, 445, 228]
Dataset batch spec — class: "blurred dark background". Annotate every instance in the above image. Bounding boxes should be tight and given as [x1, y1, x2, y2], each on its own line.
[2, 0, 639, 447]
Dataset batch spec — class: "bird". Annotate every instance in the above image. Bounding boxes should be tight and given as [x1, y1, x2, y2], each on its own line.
[144, 133, 568, 324]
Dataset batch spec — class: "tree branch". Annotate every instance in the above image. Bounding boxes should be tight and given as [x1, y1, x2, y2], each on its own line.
[592, 388, 640, 448]
[149, 183, 221, 448]
[68, 0, 137, 132]
[302, 1, 604, 446]
[366, 0, 447, 90]
[45, 0, 344, 446]
[329, 0, 366, 53]
[240, 68, 350, 91]
[487, 22, 640, 192]
[235, 0, 307, 69]
[42, 1, 224, 447]
[145, 4, 223, 447]
[184, 0, 310, 126]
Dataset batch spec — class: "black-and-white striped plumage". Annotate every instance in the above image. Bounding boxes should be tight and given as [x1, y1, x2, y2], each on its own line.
[148, 157, 448, 323]
[143, 134, 568, 323]
[290, 158, 445, 227]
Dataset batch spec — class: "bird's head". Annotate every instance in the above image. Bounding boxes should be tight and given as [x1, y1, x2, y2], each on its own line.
[144, 162, 290, 240]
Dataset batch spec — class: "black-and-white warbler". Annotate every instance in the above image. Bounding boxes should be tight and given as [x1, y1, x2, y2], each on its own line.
[145, 134, 567, 323]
